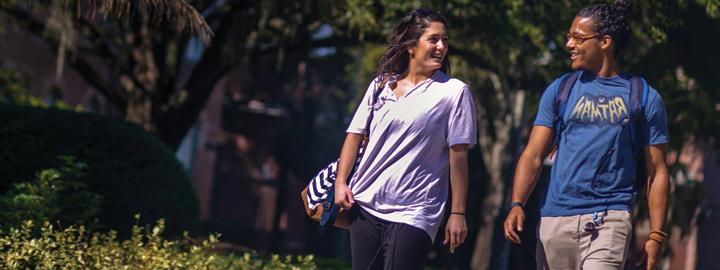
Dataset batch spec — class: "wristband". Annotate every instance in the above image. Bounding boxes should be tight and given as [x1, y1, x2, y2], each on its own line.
[509, 201, 524, 210]
[450, 212, 466, 216]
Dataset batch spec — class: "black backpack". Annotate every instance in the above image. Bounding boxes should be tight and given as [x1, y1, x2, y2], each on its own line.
[552, 70, 649, 193]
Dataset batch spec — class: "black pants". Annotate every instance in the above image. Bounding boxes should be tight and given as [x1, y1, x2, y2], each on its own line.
[349, 207, 432, 270]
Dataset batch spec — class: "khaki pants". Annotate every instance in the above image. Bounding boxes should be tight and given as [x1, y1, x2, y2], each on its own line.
[536, 210, 632, 270]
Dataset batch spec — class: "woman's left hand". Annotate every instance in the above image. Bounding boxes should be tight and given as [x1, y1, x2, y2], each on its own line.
[443, 214, 468, 254]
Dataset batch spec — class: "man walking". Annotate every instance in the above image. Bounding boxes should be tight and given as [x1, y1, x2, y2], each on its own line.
[503, 1, 670, 269]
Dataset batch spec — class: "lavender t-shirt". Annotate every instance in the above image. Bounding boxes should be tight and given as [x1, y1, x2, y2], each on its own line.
[346, 71, 477, 241]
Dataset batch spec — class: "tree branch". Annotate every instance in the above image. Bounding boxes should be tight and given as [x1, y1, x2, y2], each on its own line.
[155, 10, 234, 149]
[69, 55, 128, 110]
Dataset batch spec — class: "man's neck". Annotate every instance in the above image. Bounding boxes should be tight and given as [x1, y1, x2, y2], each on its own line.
[589, 57, 621, 77]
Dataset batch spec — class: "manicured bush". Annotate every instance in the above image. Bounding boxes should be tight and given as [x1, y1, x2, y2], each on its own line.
[0, 156, 102, 231]
[0, 219, 317, 270]
[0, 104, 198, 237]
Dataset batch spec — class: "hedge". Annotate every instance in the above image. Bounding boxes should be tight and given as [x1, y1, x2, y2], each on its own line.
[0, 219, 317, 270]
[0, 104, 198, 236]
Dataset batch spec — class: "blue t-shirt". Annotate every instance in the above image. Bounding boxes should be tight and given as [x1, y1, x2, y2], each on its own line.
[534, 71, 669, 217]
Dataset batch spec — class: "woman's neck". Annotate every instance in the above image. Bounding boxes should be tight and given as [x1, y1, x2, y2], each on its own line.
[401, 63, 436, 85]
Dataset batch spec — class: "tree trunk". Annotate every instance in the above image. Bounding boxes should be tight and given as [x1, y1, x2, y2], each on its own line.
[472, 88, 526, 270]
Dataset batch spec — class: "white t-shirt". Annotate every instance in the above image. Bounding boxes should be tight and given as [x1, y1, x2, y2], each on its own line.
[346, 70, 477, 241]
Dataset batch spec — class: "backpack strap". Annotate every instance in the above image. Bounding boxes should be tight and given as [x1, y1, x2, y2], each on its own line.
[553, 70, 582, 142]
[628, 76, 646, 153]
[628, 76, 648, 193]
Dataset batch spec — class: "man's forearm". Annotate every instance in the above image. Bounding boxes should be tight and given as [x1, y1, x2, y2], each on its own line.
[645, 144, 670, 233]
[511, 152, 544, 204]
[647, 170, 670, 232]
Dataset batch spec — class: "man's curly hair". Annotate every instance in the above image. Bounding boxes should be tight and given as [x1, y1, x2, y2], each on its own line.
[576, 0, 632, 56]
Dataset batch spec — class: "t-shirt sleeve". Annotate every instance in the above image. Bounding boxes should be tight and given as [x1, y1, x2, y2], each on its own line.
[642, 86, 669, 146]
[346, 80, 376, 134]
[533, 78, 562, 128]
[447, 85, 477, 147]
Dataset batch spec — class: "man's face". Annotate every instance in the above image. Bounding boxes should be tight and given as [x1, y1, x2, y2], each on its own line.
[566, 17, 604, 71]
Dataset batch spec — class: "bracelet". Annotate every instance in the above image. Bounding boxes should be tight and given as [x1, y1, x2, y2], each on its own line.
[509, 201, 524, 210]
[450, 212, 466, 216]
[648, 230, 668, 244]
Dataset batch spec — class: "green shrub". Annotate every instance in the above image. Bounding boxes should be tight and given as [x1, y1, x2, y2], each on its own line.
[0, 156, 102, 231]
[0, 219, 317, 270]
[0, 104, 198, 237]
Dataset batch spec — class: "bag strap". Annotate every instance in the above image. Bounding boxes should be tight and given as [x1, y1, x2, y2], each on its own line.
[363, 80, 383, 138]
[628, 76, 649, 193]
[552, 70, 582, 147]
[354, 79, 382, 154]
[628, 76, 645, 151]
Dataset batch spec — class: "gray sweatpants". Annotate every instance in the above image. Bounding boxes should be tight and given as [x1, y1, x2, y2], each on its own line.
[536, 210, 633, 270]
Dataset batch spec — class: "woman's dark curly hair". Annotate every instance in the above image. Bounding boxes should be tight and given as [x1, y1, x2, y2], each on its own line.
[374, 8, 449, 89]
[576, 0, 632, 56]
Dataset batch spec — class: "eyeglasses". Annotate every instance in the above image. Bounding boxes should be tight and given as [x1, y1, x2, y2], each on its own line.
[565, 32, 600, 45]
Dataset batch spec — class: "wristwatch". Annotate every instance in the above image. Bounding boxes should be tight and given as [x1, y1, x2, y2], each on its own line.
[509, 201, 525, 210]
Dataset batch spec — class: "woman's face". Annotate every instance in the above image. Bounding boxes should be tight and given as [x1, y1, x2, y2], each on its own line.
[408, 21, 448, 72]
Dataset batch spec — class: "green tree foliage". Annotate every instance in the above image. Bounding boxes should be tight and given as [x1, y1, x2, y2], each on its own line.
[0, 68, 77, 110]
[0, 0, 213, 148]
[1, 0, 715, 150]
[0, 68, 34, 105]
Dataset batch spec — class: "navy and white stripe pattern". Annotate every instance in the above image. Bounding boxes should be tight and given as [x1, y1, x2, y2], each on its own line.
[305, 146, 364, 209]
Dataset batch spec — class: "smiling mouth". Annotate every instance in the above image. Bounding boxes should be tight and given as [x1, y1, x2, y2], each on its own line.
[430, 52, 444, 62]
[570, 52, 579, 61]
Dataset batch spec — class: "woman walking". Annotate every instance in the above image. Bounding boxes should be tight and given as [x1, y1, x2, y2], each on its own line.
[334, 8, 477, 269]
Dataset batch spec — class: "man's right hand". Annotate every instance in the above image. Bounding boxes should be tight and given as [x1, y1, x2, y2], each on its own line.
[503, 206, 525, 244]
[334, 182, 355, 210]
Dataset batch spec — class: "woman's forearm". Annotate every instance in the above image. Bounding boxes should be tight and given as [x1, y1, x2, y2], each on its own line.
[336, 133, 365, 186]
[449, 144, 470, 213]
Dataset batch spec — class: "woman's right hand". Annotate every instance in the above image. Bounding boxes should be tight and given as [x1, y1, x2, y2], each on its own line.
[334, 182, 355, 210]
